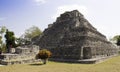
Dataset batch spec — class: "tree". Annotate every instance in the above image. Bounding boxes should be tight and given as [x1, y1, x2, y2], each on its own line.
[15, 37, 29, 46]
[37, 49, 52, 64]
[5, 29, 16, 53]
[116, 36, 120, 46]
[22, 26, 42, 42]
[0, 36, 2, 47]
[1, 43, 7, 53]
[0, 26, 6, 53]
[0, 26, 6, 36]
[110, 35, 120, 46]
[0, 26, 6, 45]
[0, 36, 2, 54]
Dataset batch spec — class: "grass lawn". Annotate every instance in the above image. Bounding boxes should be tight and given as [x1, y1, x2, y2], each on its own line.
[0, 56, 120, 72]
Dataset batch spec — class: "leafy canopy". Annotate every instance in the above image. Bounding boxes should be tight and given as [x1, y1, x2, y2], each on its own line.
[23, 26, 42, 40]
[37, 49, 52, 59]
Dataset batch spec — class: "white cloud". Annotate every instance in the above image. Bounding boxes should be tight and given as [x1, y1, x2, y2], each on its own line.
[35, 0, 46, 5]
[52, 4, 88, 20]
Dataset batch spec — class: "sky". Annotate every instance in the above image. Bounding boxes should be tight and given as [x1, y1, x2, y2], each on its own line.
[0, 0, 120, 39]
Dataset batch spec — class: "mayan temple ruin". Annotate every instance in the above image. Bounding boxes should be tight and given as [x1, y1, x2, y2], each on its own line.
[33, 10, 118, 63]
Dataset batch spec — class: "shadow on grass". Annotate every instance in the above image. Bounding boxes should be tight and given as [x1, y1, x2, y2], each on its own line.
[29, 63, 45, 66]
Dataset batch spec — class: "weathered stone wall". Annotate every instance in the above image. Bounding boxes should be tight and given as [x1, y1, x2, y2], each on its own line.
[1, 53, 37, 61]
[50, 46, 81, 60]
[0, 59, 41, 65]
[0, 45, 40, 65]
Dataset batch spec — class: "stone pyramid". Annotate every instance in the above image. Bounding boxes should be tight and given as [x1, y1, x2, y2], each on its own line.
[34, 10, 118, 60]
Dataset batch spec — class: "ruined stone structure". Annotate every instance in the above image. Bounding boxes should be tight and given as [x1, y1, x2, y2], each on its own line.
[34, 10, 118, 62]
[0, 45, 40, 65]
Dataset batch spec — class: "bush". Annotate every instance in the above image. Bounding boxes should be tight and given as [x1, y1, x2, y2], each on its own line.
[37, 49, 52, 64]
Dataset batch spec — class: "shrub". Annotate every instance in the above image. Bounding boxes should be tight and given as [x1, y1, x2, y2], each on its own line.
[37, 49, 52, 64]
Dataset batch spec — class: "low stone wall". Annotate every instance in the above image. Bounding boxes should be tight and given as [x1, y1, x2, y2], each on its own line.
[0, 45, 40, 65]
[0, 59, 41, 65]
[0, 53, 37, 61]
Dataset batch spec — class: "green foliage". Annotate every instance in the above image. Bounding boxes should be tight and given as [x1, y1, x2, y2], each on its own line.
[0, 36, 2, 45]
[110, 35, 120, 42]
[111, 35, 120, 45]
[5, 29, 16, 52]
[37, 49, 52, 59]
[1, 43, 7, 53]
[0, 26, 6, 45]
[15, 38, 22, 46]
[117, 38, 120, 46]
[0, 26, 6, 53]
[18, 26, 42, 45]
[0, 26, 6, 35]
[23, 26, 42, 41]
[15, 38, 30, 46]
